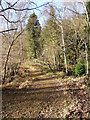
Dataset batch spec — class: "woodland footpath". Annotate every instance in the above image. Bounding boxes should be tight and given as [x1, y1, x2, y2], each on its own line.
[0, 0, 90, 119]
[2, 60, 89, 119]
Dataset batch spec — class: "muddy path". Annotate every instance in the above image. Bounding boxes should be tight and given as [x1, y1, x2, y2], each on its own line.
[2, 61, 89, 119]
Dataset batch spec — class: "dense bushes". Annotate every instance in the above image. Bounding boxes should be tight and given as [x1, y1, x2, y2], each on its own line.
[75, 60, 85, 76]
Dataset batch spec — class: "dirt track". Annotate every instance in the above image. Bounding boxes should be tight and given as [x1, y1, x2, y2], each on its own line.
[2, 62, 89, 119]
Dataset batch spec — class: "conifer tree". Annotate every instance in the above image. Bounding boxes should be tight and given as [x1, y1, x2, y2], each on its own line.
[26, 13, 41, 58]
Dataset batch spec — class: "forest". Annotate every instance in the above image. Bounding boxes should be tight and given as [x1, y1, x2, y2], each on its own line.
[0, 0, 90, 119]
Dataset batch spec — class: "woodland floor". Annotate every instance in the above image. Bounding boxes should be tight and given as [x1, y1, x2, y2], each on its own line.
[2, 60, 90, 119]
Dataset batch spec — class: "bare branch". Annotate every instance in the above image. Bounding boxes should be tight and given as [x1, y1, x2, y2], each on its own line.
[0, 28, 17, 33]
[66, 7, 80, 15]
[0, 0, 20, 13]
[1, 2, 51, 12]
[0, 14, 20, 23]
[0, 1, 51, 24]
[82, 0, 90, 26]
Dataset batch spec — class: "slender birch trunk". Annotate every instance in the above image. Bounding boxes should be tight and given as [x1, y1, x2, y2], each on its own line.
[55, 16, 68, 73]
[85, 43, 88, 75]
[53, 55, 55, 66]
[60, 24, 68, 73]
[82, 0, 90, 26]
[0, 35, 2, 84]
[19, 23, 23, 63]
[82, 0, 89, 76]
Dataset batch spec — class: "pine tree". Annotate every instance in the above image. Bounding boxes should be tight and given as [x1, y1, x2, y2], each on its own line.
[26, 13, 41, 58]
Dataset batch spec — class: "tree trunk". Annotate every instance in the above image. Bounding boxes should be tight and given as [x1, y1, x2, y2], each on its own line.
[85, 43, 89, 75]
[3, 30, 24, 83]
[82, 0, 90, 26]
[82, 0, 89, 76]
[0, 35, 2, 84]
[19, 23, 23, 63]
[0, 35, 2, 120]
[19, 37, 23, 62]
[53, 55, 55, 66]
[58, 53, 61, 70]
[60, 25, 68, 73]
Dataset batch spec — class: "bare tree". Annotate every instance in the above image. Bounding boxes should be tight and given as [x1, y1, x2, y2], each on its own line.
[3, 30, 24, 83]
[60, 23, 68, 73]
[0, 0, 51, 83]
[53, 6, 68, 73]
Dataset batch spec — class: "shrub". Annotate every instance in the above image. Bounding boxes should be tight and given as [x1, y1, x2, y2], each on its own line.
[75, 60, 85, 76]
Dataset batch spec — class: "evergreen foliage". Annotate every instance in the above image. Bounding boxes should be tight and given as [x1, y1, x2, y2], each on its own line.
[26, 13, 41, 58]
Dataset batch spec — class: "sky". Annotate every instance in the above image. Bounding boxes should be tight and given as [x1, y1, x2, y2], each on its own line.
[13, 0, 88, 2]
[32, 0, 85, 27]
[19, 0, 87, 27]
[0, 0, 88, 30]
